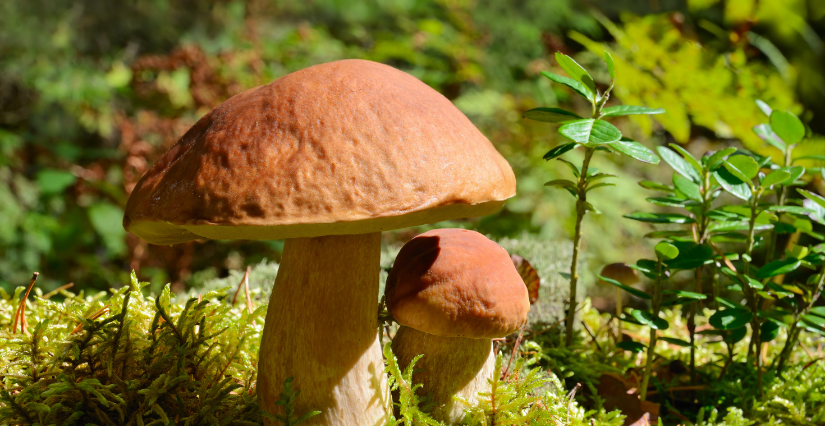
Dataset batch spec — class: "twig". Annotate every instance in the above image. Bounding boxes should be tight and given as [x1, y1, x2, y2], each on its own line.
[41, 282, 74, 300]
[581, 320, 602, 352]
[70, 304, 111, 335]
[12, 272, 39, 335]
[231, 266, 251, 306]
[502, 326, 525, 381]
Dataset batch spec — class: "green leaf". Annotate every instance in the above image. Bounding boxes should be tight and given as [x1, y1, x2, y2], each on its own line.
[668, 143, 703, 173]
[765, 205, 815, 214]
[725, 326, 748, 344]
[705, 147, 738, 170]
[794, 154, 825, 162]
[645, 197, 698, 208]
[610, 138, 660, 164]
[673, 174, 702, 202]
[756, 258, 801, 279]
[761, 169, 792, 187]
[558, 119, 622, 146]
[760, 320, 781, 342]
[601, 105, 665, 117]
[799, 189, 825, 210]
[753, 124, 786, 151]
[802, 314, 825, 329]
[556, 158, 581, 178]
[624, 212, 696, 224]
[663, 290, 707, 300]
[598, 274, 651, 300]
[604, 51, 615, 80]
[639, 180, 674, 192]
[555, 52, 596, 98]
[644, 230, 692, 239]
[811, 306, 825, 318]
[659, 337, 692, 347]
[770, 110, 805, 145]
[588, 173, 617, 182]
[742, 275, 764, 290]
[543, 142, 577, 161]
[716, 297, 741, 310]
[666, 243, 713, 269]
[631, 309, 669, 330]
[784, 165, 806, 182]
[36, 169, 77, 195]
[544, 179, 577, 190]
[724, 156, 760, 181]
[587, 182, 615, 192]
[713, 169, 752, 201]
[658, 146, 701, 183]
[655, 241, 679, 261]
[524, 107, 583, 123]
[541, 71, 593, 101]
[709, 309, 753, 330]
[756, 99, 773, 116]
[616, 341, 646, 353]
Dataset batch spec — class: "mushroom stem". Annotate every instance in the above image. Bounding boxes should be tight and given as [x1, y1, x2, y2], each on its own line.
[391, 326, 495, 424]
[258, 233, 389, 426]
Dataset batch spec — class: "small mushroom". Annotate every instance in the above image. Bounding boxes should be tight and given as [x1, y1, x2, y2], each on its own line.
[123, 60, 516, 426]
[385, 228, 530, 424]
[599, 263, 639, 334]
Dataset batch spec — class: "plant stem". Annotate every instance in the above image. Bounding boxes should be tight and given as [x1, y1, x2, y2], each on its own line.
[765, 145, 793, 263]
[640, 259, 664, 402]
[688, 170, 712, 383]
[565, 146, 595, 346]
[774, 268, 825, 373]
[743, 192, 764, 398]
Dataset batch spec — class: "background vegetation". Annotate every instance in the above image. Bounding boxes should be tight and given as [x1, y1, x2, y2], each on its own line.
[3, 0, 824, 298]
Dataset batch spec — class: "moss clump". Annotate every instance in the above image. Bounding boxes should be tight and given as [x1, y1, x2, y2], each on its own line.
[1, 273, 264, 425]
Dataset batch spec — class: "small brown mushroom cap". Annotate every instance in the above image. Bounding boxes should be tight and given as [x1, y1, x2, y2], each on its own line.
[124, 59, 516, 245]
[600, 263, 640, 286]
[386, 229, 529, 339]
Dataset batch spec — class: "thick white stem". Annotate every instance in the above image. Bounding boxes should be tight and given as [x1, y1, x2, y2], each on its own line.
[391, 326, 495, 424]
[258, 233, 389, 426]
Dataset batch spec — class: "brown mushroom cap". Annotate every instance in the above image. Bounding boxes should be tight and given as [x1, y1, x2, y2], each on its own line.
[600, 263, 640, 286]
[124, 59, 516, 245]
[385, 228, 530, 339]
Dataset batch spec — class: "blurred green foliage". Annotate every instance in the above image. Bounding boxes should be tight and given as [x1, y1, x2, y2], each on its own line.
[1, 0, 823, 294]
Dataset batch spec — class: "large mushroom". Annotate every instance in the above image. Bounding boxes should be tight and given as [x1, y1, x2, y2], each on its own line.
[123, 60, 516, 426]
[385, 228, 530, 424]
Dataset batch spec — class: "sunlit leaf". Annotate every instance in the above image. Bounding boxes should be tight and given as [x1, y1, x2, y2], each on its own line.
[756, 258, 801, 279]
[658, 146, 701, 183]
[603, 51, 615, 80]
[554, 52, 596, 99]
[601, 105, 665, 117]
[610, 137, 660, 164]
[558, 119, 622, 146]
[631, 309, 669, 330]
[654, 241, 679, 261]
[723, 156, 759, 181]
[541, 71, 593, 101]
[753, 124, 786, 151]
[770, 110, 805, 145]
[710, 309, 752, 330]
